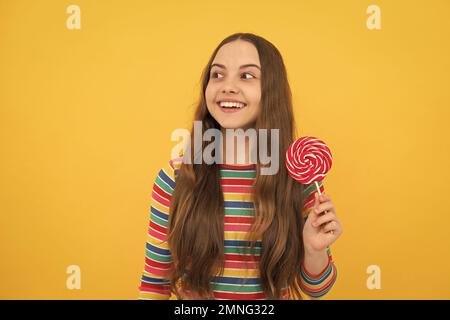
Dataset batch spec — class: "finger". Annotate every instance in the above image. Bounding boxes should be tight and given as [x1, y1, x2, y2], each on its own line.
[322, 221, 337, 233]
[313, 212, 336, 227]
[319, 192, 331, 203]
[314, 201, 334, 215]
[324, 229, 337, 238]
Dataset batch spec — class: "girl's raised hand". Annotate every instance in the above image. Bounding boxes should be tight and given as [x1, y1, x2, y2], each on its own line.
[303, 192, 343, 253]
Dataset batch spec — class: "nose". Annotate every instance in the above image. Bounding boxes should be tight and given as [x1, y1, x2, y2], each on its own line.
[221, 77, 240, 94]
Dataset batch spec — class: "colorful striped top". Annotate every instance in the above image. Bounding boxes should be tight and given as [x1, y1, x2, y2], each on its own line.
[138, 157, 337, 300]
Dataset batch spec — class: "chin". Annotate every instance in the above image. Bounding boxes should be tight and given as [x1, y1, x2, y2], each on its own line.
[217, 120, 251, 130]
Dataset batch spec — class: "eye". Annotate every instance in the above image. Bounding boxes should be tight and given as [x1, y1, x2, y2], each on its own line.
[210, 72, 223, 79]
[242, 72, 256, 79]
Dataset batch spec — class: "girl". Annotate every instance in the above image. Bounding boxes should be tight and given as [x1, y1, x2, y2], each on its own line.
[138, 33, 343, 300]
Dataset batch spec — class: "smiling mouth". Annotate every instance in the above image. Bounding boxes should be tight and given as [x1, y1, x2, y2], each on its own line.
[217, 101, 247, 113]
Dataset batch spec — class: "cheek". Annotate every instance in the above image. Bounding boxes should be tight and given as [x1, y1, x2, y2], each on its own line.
[248, 86, 261, 105]
[204, 84, 215, 111]
[250, 93, 261, 111]
[250, 97, 262, 120]
[205, 80, 219, 96]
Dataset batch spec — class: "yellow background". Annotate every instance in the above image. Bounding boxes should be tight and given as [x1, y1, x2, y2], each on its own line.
[1, 0, 449, 299]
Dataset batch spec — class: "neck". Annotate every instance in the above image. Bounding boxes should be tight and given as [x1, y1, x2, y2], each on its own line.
[220, 127, 257, 165]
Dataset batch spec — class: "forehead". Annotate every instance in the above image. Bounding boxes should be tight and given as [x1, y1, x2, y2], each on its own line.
[212, 40, 260, 67]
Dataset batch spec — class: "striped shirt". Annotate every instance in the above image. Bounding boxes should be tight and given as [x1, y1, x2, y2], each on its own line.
[138, 157, 337, 300]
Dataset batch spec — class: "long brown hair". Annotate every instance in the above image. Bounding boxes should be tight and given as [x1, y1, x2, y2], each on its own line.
[167, 33, 305, 300]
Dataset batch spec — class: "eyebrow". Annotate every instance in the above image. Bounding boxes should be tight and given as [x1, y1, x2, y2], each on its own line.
[211, 63, 261, 70]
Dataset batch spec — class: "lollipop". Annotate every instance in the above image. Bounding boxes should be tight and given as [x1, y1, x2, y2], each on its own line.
[286, 136, 334, 233]
[285, 136, 333, 186]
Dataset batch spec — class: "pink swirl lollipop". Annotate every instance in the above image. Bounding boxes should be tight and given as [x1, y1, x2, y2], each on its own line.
[285, 136, 333, 185]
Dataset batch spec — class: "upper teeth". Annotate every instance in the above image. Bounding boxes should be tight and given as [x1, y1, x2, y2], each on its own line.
[219, 101, 245, 108]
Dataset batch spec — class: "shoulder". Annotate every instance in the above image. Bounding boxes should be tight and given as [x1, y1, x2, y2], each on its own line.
[156, 156, 184, 188]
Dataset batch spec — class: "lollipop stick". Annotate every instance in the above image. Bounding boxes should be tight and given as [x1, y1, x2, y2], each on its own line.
[314, 181, 334, 235]
[314, 181, 322, 195]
